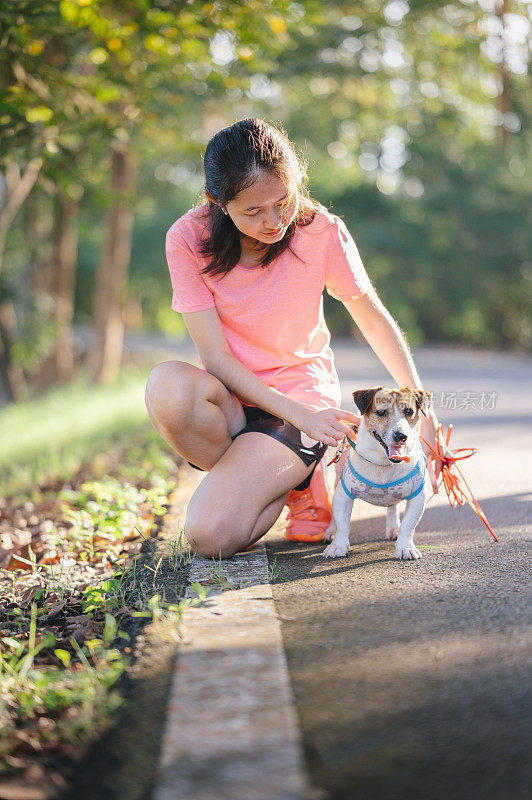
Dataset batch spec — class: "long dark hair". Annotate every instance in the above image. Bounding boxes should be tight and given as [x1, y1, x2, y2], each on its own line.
[198, 118, 321, 277]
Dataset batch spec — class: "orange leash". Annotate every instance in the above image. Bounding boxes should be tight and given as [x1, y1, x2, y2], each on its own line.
[420, 423, 498, 542]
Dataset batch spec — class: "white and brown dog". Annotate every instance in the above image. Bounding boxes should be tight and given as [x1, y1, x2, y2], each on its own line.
[323, 386, 432, 560]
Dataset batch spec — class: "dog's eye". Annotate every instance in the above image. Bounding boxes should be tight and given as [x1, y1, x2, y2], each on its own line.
[375, 409, 387, 417]
[404, 407, 414, 417]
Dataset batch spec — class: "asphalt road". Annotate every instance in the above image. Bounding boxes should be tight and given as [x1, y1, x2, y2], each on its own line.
[265, 342, 532, 800]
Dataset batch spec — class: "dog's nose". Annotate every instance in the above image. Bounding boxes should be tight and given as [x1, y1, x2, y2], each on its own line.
[393, 431, 407, 443]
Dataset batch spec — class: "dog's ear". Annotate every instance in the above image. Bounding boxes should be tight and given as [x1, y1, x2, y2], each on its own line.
[407, 388, 433, 418]
[352, 387, 383, 415]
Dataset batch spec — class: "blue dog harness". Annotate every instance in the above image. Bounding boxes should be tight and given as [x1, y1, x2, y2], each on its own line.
[340, 444, 427, 508]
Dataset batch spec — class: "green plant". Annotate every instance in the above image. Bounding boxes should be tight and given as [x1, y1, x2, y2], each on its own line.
[82, 580, 123, 616]
[189, 582, 209, 602]
[144, 551, 164, 586]
[209, 552, 231, 586]
[267, 556, 282, 582]
[0, 631, 127, 759]
[46, 556, 73, 602]
[27, 544, 37, 572]
[50, 473, 173, 565]
[168, 530, 194, 569]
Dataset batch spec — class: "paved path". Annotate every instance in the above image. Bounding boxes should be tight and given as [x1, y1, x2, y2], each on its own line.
[150, 337, 531, 800]
[267, 344, 532, 800]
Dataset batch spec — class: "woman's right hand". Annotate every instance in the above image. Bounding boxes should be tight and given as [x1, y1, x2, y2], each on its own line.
[295, 406, 361, 447]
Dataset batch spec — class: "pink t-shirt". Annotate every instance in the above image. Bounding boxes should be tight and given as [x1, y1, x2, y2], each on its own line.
[165, 203, 372, 411]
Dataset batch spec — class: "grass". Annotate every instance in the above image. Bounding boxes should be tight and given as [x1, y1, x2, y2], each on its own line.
[0, 609, 127, 762]
[267, 556, 282, 581]
[0, 364, 154, 499]
[208, 552, 230, 586]
[55, 475, 170, 562]
[167, 531, 195, 570]
[0, 521, 203, 777]
[0, 561, 210, 769]
[0, 363, 200, 784]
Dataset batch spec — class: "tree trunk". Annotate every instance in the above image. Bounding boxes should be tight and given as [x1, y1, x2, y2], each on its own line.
[89, 145, 138, 384]
[0, 159, 42, 276]
[0, 300, 28, 403]
[28, 190, 54, 298]
[0, 161, 43, 403]
[496, 0, 510, 152]
[52, 193, 78, 382]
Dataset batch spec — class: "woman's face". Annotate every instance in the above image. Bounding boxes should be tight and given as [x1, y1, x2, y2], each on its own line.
[225, 171, 298, 248]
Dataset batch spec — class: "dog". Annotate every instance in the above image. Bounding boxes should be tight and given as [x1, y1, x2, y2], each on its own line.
[323, 386, 432, 560]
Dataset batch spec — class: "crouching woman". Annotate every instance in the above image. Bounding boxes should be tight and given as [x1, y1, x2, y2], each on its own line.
[145, 118, 442, 558]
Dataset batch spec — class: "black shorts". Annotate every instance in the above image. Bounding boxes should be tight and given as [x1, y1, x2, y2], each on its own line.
[187, 405, 328, 491]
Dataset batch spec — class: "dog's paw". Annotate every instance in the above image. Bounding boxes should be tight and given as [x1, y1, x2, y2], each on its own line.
[322, 524, 335, 543]
[395, 542, 422, 560]
[323, 542, 349, 558]
[386, 526, 399, 541]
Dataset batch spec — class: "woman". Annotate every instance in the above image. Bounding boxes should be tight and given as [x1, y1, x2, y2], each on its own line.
[145, 118, 443, 558]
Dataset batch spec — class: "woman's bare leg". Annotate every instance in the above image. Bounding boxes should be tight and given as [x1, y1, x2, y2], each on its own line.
[145, 360, 246, 469]
[185, 432, 315, 558]
[145, 360, 316, 558]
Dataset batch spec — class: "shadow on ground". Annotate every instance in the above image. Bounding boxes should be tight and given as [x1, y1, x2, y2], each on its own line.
[266, 490, 531, 800]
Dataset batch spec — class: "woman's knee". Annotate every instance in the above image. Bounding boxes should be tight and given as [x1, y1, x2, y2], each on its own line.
[184, 512, 245, 559]
[145, 361, 199, 429]
[145, 361, 227, 430]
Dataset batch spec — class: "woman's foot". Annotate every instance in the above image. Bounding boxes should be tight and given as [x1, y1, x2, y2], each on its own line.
[284, 460, 332, 542]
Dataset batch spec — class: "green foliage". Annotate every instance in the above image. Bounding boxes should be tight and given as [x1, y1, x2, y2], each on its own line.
[55, 474, 167, 561]
[1, 0, 531, 371]
[267, 556, 282, 582]
[0, 634, 127, 758]
[326, 134, 531, 348]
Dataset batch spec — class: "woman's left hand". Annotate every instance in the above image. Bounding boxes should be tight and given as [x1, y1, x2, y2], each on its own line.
[294, 406, 361, 447]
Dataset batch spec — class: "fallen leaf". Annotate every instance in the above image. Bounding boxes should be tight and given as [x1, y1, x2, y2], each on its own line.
[43, 602, 66, 620]
[6, 553, 35, 571]
[18, 585, 45, 608]
[39, 553, 61, 566]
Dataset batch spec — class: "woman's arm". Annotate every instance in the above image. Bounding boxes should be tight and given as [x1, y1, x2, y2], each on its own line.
[342, 289, 426, 389]
[182, 308, 358, 446]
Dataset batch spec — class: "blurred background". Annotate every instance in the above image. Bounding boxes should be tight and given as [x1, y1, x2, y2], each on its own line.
[0, 0, 530, 492]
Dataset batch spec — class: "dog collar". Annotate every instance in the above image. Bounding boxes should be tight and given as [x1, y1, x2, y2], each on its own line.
[347, 437, 397, 467]
[329, 433, 403, 468]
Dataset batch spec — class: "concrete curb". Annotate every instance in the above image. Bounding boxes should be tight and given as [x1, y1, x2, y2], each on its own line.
[153, 470, 312, 800]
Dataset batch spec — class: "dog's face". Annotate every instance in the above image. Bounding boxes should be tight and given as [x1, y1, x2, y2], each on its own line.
[352, 386, 432, 463]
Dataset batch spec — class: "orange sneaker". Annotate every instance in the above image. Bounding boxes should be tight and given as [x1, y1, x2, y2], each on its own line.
[284, 459, 332, 542]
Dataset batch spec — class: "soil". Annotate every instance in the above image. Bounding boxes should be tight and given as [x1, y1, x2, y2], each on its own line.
[57, 471, 194, 800]
[0, 457, 190, 800]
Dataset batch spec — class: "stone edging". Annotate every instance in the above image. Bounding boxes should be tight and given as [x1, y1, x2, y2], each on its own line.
[153, 513, 311, 799]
